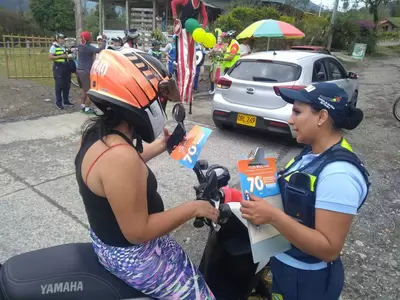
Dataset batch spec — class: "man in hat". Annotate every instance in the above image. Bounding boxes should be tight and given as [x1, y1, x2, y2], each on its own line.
[77, 31, 106, 114]
[123, 29, 140, 49]
[171, 0, 208, 108]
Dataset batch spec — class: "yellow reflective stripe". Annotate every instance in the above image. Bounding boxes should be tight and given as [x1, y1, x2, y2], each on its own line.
[54, 46, 66, 62]
[340, 138, 353, 152]
[284, 172, 317, 192]
[285, 157, 295, 169]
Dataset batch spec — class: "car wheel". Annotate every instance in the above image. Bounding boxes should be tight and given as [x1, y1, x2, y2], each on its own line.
[350, 91, 358, 108]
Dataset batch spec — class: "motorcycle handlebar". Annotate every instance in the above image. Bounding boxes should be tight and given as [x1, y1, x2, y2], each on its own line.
[193, 217, 205, 228]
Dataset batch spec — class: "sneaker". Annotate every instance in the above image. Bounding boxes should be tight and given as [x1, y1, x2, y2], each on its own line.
[56, 103, 63, 110]
[84, 107, 95, 114]
[209, 89, 215, 95]
[193, 89, 198, 93]
[63, 101, 74, 108]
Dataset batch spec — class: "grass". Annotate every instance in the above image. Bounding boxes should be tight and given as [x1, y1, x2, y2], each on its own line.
[0, 47, 67, 87]
[369, 44, 400, 58]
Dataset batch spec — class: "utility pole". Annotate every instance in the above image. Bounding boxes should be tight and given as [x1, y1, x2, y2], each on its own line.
[326, 0, 340, 51]
[75, 0, 84, 42]
[318, 0, 323, 17]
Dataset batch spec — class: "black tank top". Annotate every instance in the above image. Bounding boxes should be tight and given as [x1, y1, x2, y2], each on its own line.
[75, 129, 164, 247]
[179, 0, 201, 29]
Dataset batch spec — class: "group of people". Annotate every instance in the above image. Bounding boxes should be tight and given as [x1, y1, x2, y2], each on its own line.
[48, 30, 143, 113]
[73, 39, 370, 299]
[48, 28, 251, 109]
[48, 24, 371, 300]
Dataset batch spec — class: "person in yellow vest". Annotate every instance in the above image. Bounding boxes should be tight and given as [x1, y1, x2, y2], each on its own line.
[49, 33, 74, 110]
[222, 30, 240, 74]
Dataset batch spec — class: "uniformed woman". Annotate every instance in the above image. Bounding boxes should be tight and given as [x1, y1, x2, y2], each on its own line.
[240, 82, 370, 300]
[49, 33, 74, 110]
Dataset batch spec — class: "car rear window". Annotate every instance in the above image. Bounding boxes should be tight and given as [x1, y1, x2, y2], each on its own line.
[228, 60, 301, 83]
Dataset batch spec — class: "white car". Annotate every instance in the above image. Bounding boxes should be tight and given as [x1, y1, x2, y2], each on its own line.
[212, 50, 359, 138]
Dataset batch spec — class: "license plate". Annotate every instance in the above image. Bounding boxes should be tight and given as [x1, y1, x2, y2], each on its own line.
[236, 113, 257, 127]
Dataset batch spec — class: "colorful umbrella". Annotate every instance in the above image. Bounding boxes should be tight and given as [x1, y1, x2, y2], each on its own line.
[236, 19, 305, 40]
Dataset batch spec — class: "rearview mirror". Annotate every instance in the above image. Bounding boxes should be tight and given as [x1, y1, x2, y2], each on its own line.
[172, 103, 186, 123]
[348, 72, 358, 79]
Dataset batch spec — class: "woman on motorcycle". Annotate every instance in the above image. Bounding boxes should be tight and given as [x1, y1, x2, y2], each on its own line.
[75, 49, 218, 299]
[240, 83, 370, 300]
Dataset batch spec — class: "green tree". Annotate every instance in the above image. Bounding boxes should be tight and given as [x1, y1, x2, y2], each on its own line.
[215, 6, 280, 33]
[344, 0, 390, 27]
[84, 9, 99, 37]
[30, 0, 75, 34]
[94, 3, 119, 20]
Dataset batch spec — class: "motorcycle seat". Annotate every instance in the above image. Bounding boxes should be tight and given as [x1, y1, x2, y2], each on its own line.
[0, 243, 153, 300]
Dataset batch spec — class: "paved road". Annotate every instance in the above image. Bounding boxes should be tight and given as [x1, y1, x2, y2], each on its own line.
[0, 57, 399, 299]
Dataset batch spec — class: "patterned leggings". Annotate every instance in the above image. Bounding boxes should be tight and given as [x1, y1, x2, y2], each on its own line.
[90, 231, 215, 300]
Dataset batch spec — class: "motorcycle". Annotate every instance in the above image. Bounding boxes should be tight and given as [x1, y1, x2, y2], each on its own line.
[0, 104, 271, 300]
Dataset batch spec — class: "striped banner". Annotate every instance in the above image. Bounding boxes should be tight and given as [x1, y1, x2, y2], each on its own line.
[177, 29, 196, 104]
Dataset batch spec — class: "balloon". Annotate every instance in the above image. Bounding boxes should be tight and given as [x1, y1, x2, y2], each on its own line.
[185, 18, 201, 34]
[200, 24, 209, 32]
[192, 28, 206, 43]
[203, 33, 217, 49]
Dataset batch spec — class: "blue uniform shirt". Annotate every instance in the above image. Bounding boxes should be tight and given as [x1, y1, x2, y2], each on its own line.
[275, 153, 368, 270]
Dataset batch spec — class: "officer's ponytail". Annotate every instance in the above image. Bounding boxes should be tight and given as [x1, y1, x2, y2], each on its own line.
[333, 106, 364, 130]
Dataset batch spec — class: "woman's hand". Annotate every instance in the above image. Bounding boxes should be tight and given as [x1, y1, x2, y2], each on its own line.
[240, 194, 279, 225]
[194, 201, 220, 222]
[159, 127, 171, 152]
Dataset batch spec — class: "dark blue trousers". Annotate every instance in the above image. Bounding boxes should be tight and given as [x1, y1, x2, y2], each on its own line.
[53, 63, 71, 106]
[270, 257, 344, 300]
[193, 65, 200, 91]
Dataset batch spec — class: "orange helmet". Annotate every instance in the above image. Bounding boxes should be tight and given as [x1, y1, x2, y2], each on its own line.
[87, 48, 180, 143]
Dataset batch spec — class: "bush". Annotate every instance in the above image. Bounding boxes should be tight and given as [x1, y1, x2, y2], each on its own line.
[296, 14, 329, 46]
[151, 29, 166, 43]
[331, 14, 377, 54]
[380, 31, 399, 39]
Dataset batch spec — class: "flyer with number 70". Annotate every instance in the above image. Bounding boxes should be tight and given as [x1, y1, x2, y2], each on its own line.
[170, 125, 212, 169]
[237, 155, 290, 264]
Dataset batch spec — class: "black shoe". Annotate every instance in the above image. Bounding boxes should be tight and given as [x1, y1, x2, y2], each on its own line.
[63, 101, 74, 108]
[56, 103, 64, 110]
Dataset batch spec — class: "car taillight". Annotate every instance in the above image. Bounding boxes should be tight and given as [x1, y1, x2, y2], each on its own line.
[273, 85, 306, 96]
[217, 77, 232, 89]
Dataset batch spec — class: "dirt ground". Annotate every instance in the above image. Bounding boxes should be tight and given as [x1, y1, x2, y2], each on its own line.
[0, 74, 211, 123]
[0, 74, 83, 123]
[0, 55, 399, 299]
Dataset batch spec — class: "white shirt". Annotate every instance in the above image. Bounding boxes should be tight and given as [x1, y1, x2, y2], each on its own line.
[240, 44, 251, 56]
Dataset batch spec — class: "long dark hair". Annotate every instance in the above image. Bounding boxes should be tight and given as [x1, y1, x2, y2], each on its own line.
[81, 106, 132, 146]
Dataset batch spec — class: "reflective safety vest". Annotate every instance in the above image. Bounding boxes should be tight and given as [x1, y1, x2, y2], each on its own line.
[53, 44, 66, 63]
[223, 39, 240, 69]
[151, 50, 163, 60]
[277, 138, 370, 263]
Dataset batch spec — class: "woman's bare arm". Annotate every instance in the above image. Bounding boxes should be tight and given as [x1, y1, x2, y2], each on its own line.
[270, 209, 353, 262]
[100, 146, 199, 244]
[140, 139, 165, 162]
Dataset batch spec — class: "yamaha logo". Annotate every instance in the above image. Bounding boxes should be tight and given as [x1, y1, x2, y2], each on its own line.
[41, 281, 83, 294]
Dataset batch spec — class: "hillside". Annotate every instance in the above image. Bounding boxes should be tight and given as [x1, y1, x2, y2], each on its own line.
[0, 0, 29, 12]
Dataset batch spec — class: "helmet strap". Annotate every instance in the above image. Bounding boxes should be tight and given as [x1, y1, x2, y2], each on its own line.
[133, 135, 143, 153]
